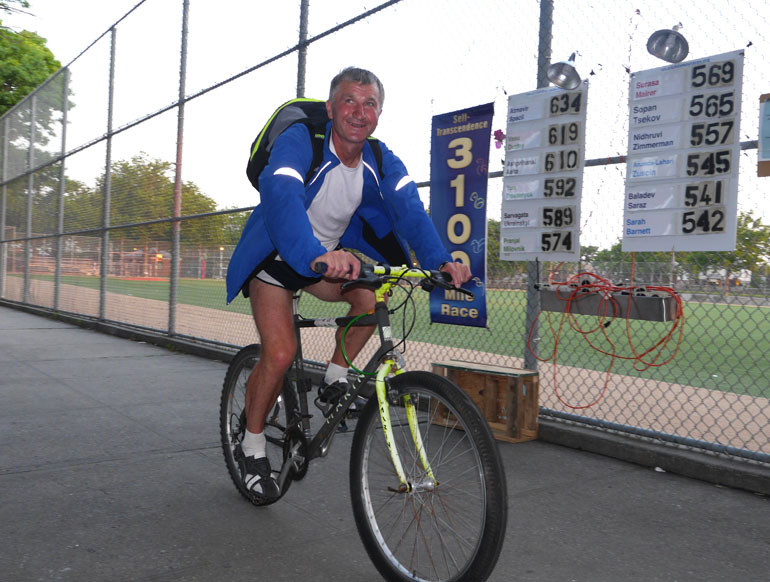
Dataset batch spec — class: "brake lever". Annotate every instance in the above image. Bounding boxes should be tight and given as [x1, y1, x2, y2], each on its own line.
[432, 270, 475, 300]
[339, 263, 381, 291]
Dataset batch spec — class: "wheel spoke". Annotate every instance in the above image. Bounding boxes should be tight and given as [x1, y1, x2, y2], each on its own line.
[220, 345, 296, 506]
[350, 371, 506, 582]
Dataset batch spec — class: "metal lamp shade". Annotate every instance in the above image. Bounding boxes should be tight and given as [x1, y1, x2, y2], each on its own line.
[547, 53, 581, 90]
[647, 29, 689, 63]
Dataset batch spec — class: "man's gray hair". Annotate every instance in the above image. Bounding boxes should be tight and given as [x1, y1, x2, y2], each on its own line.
[329, 67, 385, 108]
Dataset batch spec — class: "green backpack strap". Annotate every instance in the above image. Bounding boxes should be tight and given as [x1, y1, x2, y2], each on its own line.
[306, 129, 327, 183]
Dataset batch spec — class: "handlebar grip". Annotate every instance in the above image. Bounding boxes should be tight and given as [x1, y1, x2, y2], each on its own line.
[313, 261, 356, 276]
[433, 269, 475, 299]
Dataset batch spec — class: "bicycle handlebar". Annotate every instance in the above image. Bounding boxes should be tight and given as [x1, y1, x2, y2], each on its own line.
[313, 262, 475, 300]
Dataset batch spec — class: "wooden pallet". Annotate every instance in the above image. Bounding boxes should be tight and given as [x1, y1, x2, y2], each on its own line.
[432, 360, 539, 443]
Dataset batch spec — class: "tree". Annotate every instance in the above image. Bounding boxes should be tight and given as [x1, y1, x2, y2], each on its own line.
[593, 241, 677, 285]
[88, 153, 227, 246]
[61, 177, 98, 233]
[680, 211, 770, 296]
[0, 19, 61, 117]
[486, 219, 502, 272]
[580, 244, 598, 261]
[580, 244, 599, 266]
[1, 1, 30, 16]
[1, 7, 66, 226]
[221, 208, 250, 246]
[56, 154, 230, 275]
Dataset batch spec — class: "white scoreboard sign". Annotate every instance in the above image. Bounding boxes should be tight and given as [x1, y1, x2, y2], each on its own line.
[623, 50, 744, 252]
[500, 83, 588, 261]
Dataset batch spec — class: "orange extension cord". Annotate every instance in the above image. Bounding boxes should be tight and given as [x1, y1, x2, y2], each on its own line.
[528, 254, 685, 409]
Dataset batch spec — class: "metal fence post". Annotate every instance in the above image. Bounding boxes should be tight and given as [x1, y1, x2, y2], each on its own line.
[297, 0, 309, 98]
[169, 0, 190, 336]
[23, 95, 36, 304]
[100, 29, 116, 320]
[0, 117, 7, 298]
[523, 0, 554, 370]
[54, 69, 70, 312]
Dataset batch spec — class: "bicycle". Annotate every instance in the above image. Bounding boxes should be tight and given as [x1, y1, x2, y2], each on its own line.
[220, 263, 508, 582]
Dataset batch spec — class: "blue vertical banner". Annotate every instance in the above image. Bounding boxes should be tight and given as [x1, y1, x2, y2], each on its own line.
[429, 102, 493, 327]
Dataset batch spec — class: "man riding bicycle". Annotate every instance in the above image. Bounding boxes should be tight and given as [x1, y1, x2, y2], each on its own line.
[225, 66, 470, 499]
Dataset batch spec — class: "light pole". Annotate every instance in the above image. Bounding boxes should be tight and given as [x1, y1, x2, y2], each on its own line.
[219, 246, 224, 279]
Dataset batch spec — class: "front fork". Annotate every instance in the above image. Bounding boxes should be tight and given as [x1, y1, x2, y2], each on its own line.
[376, 352, 436, 489]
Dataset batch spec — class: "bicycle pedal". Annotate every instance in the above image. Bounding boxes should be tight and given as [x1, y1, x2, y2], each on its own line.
[313, 396, 332, 416]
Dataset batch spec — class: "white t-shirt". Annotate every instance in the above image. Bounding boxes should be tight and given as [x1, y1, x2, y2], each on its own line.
[306, 138, 364, 251]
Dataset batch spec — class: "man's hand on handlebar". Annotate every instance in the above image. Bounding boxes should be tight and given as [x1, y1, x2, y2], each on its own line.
[311, 250, 360, 280]
[440, 260, 471, 288]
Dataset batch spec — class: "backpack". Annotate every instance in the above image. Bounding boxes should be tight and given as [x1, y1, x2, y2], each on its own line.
[246, 98, 383, 191]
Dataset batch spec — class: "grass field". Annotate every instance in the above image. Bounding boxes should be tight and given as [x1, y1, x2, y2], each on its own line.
[23, 274, 770, 398]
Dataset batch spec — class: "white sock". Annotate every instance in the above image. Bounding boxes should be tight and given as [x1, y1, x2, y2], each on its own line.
[242, 429, 266, 458]
[324, 362, 348, 384]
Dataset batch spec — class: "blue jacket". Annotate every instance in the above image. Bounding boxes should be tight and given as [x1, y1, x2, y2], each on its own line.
[226, 122, 451, 303]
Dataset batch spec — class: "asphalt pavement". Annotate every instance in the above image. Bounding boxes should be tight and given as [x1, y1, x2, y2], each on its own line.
[1, 305, 768, 582]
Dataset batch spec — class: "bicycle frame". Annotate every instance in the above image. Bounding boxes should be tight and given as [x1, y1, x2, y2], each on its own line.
[282, 265, 439, 488]
[222, 264, 505, 582]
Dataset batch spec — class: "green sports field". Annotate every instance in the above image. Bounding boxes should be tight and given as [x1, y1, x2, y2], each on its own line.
[22, 274, 770, 398]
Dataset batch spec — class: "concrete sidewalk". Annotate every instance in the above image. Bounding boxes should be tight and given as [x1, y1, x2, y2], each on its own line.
[1, 306, 768, 582]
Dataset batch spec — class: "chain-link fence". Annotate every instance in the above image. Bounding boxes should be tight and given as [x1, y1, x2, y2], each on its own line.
[1, 0, 768, 467]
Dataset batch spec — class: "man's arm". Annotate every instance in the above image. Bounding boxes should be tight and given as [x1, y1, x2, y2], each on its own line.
[376, 141, 470, 285]
[259, 124, 328, 278]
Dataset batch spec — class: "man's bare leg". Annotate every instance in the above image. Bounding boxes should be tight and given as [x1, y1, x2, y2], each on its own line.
[305, 279, 376, 368]
[233, 278, 292, 499]
[245, 278, 297, 434]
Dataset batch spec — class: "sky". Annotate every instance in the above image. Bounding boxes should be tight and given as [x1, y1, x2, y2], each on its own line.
[8, 0, 534, 212]
[4, 0, 768, 251]
[6, 1, 141, 66]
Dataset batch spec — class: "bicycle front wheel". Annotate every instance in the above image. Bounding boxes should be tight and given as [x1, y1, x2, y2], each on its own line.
[350, 371, 507, 582]
[220, 344, 297, 506]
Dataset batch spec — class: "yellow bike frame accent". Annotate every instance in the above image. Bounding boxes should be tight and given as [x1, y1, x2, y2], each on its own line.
[371, 266, 437, 487]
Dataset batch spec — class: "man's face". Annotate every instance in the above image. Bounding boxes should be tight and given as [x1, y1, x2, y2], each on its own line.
[326, 80, 382, 148]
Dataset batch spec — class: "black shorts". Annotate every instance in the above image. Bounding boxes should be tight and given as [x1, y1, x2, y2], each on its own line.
[241, 246, 349, 297]
[254, 257, 319, 292]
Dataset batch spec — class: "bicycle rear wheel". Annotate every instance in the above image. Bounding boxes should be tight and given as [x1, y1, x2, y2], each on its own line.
[350, 371, 507, 582]
[220, 344, 297, 506]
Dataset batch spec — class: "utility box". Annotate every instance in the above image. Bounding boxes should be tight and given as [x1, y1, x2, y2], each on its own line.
[539, 288, 679, 322]
[432, 360, 539, 443]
